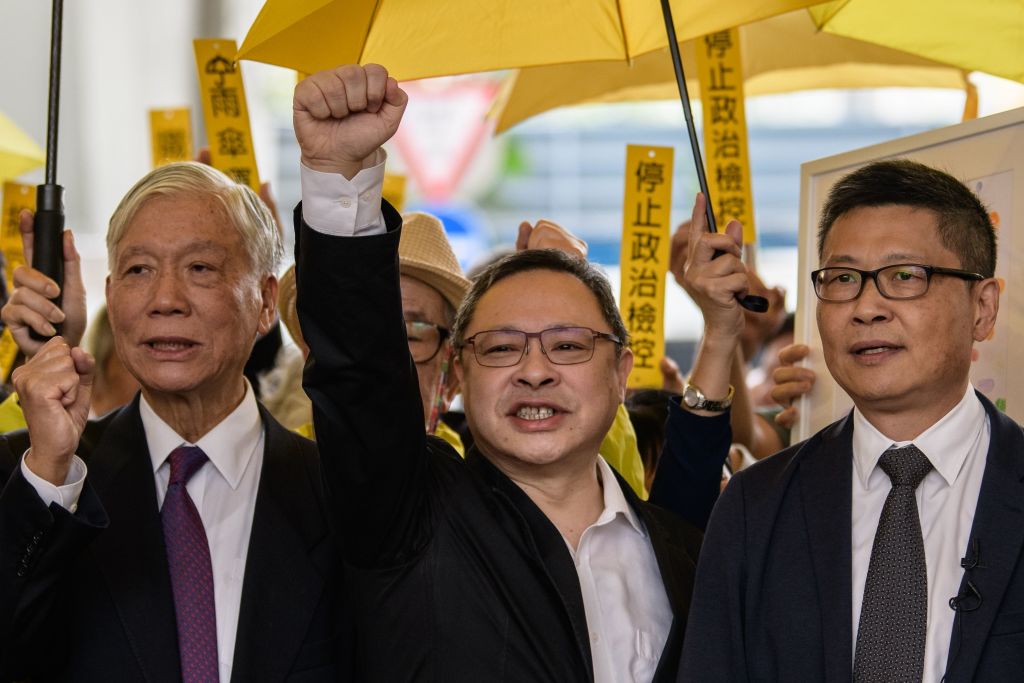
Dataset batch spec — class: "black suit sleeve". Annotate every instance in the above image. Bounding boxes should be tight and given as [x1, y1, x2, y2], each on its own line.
[295, 203, 436, 567]
[0, 441, 107, 679]
[648, 398, 731, 531]
[677, 468, 749, 682]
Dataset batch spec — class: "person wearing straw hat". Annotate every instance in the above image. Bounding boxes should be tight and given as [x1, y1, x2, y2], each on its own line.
[290, 62, 737, 682]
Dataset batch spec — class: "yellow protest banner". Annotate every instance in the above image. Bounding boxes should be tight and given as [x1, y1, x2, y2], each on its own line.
[149, 108, 194, 168]
[383, 173, 407, 212]
[193, 39, 260, 193]
[620, 145, 673, 390]
[0, 182, 34, 380]
[2, 182, 33, 290]
[696, 28, 756, 244]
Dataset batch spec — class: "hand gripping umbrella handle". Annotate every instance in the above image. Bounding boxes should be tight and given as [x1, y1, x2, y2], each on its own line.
[30, 184, 65, 341]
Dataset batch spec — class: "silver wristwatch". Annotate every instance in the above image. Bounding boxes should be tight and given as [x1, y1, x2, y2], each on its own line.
[682, 380, 735, 412]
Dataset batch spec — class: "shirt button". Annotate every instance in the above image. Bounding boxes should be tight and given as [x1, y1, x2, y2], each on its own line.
[590, 632, 599, 643]
[360, 192, 373, 202]
[339, 198, 353, 208]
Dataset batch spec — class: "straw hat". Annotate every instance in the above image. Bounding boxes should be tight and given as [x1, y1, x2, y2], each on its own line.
[399, 211, 470, 311]
[278, 212, 469, 348]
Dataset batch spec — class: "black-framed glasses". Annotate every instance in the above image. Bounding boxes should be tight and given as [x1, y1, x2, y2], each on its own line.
[461, 326, 623, 368]
[810, 264, 984, 302]
[406, 320, 450, 363]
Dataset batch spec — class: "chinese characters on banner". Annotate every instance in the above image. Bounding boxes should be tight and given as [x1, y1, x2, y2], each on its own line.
[0, 182, 34, 378]
[193, 39, 261, 193]
[149, 108, 194, 168]
[695, 27, 756, 244]
[620, 145, 673, 389]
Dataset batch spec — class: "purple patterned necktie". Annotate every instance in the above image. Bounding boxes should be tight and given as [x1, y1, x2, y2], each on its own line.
[162, 446, 220, 683]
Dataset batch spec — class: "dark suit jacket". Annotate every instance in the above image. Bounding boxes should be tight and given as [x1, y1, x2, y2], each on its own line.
[295, 203, 704, 682]
[0, 396, 343, 682]
[679, 392, 1024, 682]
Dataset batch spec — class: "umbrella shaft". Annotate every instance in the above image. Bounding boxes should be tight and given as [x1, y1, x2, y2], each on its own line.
[658, 0, 716, 232]
[46, 0, 64, 186]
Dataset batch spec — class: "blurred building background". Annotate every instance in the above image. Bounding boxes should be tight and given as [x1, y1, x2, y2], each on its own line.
[3, 0, 1023, 358]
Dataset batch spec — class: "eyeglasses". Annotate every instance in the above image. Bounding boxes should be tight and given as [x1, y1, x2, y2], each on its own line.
[810, 264, 984, 302]
[461, 326, 623, 368]
[406, 320, 450, 363]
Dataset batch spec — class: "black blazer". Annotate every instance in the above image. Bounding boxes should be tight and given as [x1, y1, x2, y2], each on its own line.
[679, 393, 1024, 682]
[295, 204, 704, 682]
[0, 397, 344, 682]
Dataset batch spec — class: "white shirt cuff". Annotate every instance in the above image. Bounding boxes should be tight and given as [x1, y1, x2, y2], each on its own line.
[20, 451, 86, 513]
[300, 149, 387, 237]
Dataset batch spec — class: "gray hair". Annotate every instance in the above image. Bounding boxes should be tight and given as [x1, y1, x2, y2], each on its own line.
[107, 162, 282, 276]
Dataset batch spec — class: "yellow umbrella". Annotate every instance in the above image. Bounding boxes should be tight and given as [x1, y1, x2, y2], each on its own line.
[238, 0, 823, 81]
[809, 0, 1024, 83]
[0, 112, 45, 181]
[491, 10, 969, 133]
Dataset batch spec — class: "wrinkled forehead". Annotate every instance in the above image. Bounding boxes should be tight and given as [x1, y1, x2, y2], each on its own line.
[820, 205, 948, 266]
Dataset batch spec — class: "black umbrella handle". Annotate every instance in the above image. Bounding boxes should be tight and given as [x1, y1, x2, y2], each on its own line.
[658, 0, 767, 314]
[30, 184, 65, 341]
[30, 0, 66, 341]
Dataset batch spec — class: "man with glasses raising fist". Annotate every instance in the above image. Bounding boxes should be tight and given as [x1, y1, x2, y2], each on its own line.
[681, 159, 1024, 683]
[291, 63, 742, 682]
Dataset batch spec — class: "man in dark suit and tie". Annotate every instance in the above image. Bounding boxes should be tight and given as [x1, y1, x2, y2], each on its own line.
[679, 159, 1024, 682]
[0, 162, 341, 681]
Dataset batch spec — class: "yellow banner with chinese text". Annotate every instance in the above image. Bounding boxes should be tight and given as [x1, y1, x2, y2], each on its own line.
[149, 108, 194, 168]
[0, 182, 33, 380]
[194, 39, 261, 193]
[620, 145, 673, 390]
[696, 28, 756, 244]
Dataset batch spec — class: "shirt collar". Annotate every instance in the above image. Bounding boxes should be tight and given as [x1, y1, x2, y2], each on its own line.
[594, 455, 646, 537]
[142, 380, 263, 489]
[852, 384, 986, 488]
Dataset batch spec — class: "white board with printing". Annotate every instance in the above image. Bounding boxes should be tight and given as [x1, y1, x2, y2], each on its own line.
[794, 107, 1024, 442]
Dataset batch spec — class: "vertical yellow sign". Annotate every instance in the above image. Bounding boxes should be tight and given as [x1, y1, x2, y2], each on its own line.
[620, 145, 673, 390]
[696, 27, 756, 244]
[0, 182, 34, 380]
[193, 39, 261, 193]
[149, 108, 194, 168]
[1, 182, 34, 290]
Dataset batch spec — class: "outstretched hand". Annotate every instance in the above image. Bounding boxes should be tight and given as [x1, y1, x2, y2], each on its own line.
[676, 193, 748, 346]
[515, 219, 588, 259]
[771, 343, 816, 430]
[1, 209, 88, 356]
[294, 64, 408, 179]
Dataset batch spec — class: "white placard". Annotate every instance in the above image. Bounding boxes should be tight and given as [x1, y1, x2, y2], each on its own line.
[795, 107, 1024, 441]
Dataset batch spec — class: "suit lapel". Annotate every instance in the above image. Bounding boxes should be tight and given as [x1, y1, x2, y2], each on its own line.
[229, 411, 330, 683]
[944, 398, 1024, 681]
[465, 448, 594, 680]
[798, 416, 854, 683]
[85, 400, 182, 683]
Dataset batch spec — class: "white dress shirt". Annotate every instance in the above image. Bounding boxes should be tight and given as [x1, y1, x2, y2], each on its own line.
[565, 456, 672, 683]
[22, 383, 265, 683]
[851, 384, 989, 683]
[301, 155, 673, 682]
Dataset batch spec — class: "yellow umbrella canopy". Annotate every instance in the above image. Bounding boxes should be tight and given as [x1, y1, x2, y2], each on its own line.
[809, 0, 1024, 83]
[491, 10, 968, 133]
[0, 112, 45, 181]
[238, 0, 823, 80]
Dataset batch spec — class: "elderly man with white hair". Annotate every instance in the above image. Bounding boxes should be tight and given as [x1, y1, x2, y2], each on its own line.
[0, 162, 345, 682]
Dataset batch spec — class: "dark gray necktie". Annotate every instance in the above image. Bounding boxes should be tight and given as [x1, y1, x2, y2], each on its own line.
[854, 444, 933, 683]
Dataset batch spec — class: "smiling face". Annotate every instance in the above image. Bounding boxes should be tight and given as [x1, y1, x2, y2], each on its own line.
[816, 204, 998, 429]
[455, 269, 632, 474]
[106, 193, 277, 416]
